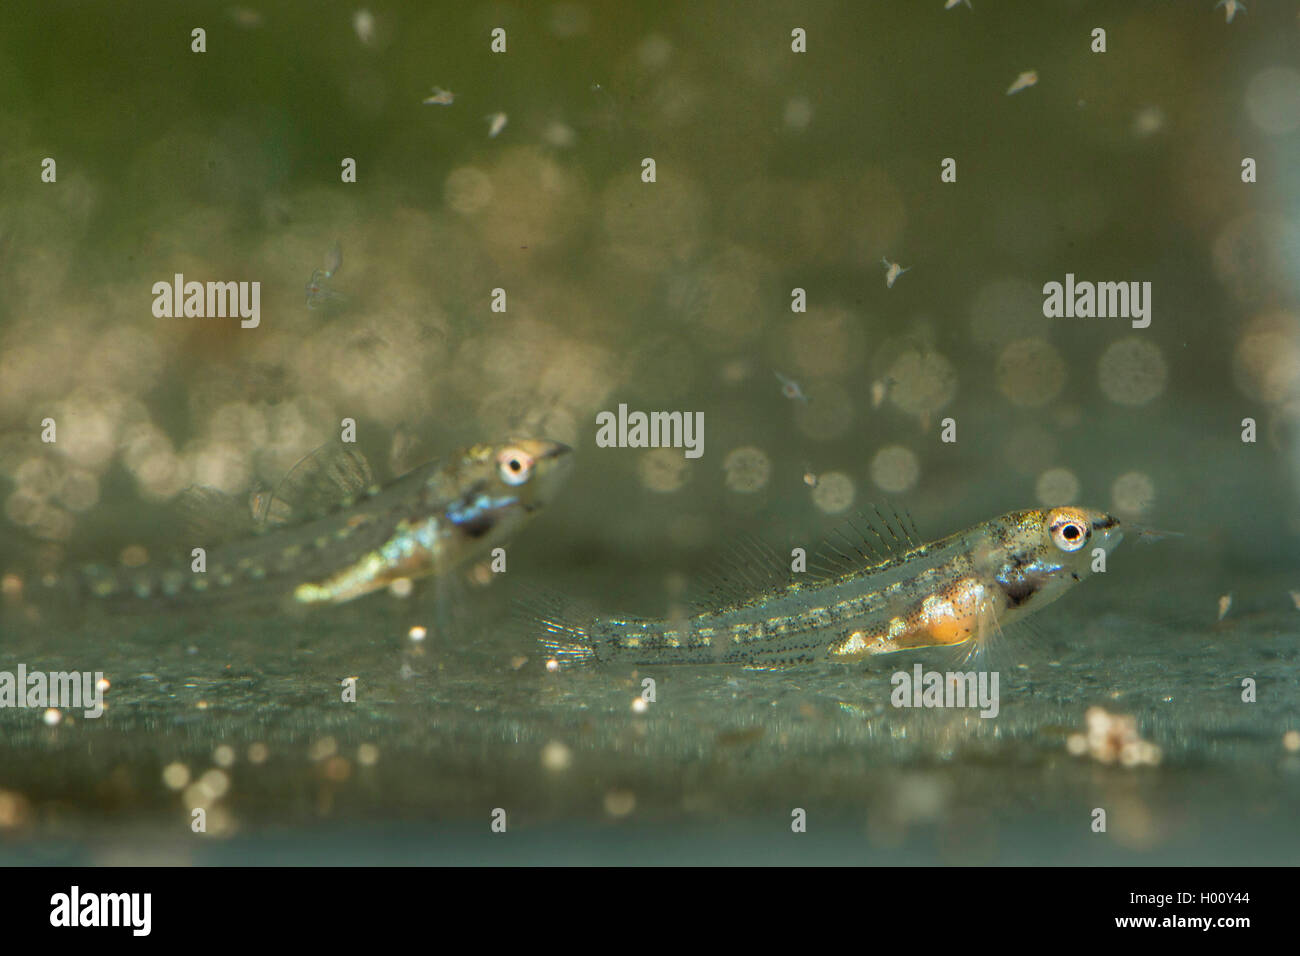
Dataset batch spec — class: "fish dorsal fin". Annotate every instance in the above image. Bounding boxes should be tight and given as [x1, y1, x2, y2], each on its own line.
[261, 442, 378, 527]
[687, 531, 796, 613]
[808, 505, 922, 582]
[172, 485, 261, 547]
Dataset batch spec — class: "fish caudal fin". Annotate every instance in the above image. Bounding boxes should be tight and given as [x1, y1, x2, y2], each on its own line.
[512, 586, 599, 668]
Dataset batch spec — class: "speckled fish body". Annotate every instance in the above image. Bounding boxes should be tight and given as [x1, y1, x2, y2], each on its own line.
[540, 507, 1122, 666]
[21, 438, 572, 614]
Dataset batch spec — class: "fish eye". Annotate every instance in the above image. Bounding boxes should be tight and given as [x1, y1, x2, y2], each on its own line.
[1048, 511, 1091, 553]
[496, 447, 535, 486]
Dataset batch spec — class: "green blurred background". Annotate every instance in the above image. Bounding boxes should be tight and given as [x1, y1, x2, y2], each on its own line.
[0, 0, 1298, 863]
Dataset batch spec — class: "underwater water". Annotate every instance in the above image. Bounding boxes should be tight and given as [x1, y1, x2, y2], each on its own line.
[0, 0, 1298, 865]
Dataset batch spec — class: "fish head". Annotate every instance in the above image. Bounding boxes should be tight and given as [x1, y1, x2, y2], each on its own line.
[988, 506, 1124, 617]
[1042, 506, 1124, 570]
[432, 438, 574, 545]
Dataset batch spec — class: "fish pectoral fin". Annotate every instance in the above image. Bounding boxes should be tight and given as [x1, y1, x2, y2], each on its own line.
[945, 597, 1007, 671]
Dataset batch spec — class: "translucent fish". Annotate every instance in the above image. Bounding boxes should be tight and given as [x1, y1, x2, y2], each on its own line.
[1006, 71, 1038, 95]
[25, 439, 573, 614]
[534, 506, 1130, 667]
[774, 371, 810, 403]
[486, 112, 508, 138]
[423, 86, 455, 106]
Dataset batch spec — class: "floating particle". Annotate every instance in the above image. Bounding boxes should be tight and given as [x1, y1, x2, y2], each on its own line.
[546, 658, 560, 673]
[1217, 594, 1232, 621]
[15, 457, 57, 496]
[1035, 467, 1080, 505]
[603, 789, 636, 817]
[1111, 471, 1155, 516]
[774, 371, 809, 403]
[631, 697, 649, 714]
[802, 468, 818, 488]
[96, 677, 110, 693]
[1132, 105, 1166, 138]
[0, 789, 30, 829]
[996, 338, 1066, 408]
[228, 7, 263, 29]
[783, 97, 813, 131]
[1098, 338, 1168, 406]
[423, 86, 455, 106]
[353, 9, 376, 45]
[162, 763, 191, 790]
[57, 469, 100, 512]
[639, 448, 691, 493]
[881, 257, 910, 288]
[388, 578, 413, 598]
[120, 544, 149, 568]
[1232, 314, 1300, 405]
[544, 121, 576, 148]
[870, 446, 920, 494]
[444, 166, 494, 215]
[1216, 0, 1245, 25]
[1006, 71, 1038, 95]
[248, 743, 269, 765]
[811, 470, 855, 514]
[945, 0, 972, 8]
[1284, 730, 1300, 752]
[198, 769, 230, 800]
[323, 756, 351, 783]
[1067, 706, 1162, 767]
[408, 625, 427, 642]
[723, 446, 772, 493]
[541, 741, 573, 772]
[636, 32, 672, 67]
[486, 112, 508, 138]
[308, 737, 338, 762]
[871, 377, 892, 409]
[887, 351, 957, 418]
[213, 745, 235, 768]
[358, 743, 380, 766]
[1245, 66, 1300, 135]
[1290, 590, 1300, 611]
[43, 708, 61, 727]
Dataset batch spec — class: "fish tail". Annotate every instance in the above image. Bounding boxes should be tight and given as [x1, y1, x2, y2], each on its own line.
[538, 617, 598, 666]
[512, 586, 599, 667]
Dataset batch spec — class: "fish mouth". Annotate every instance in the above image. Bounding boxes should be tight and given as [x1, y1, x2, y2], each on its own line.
[518, 439, 574, 509]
